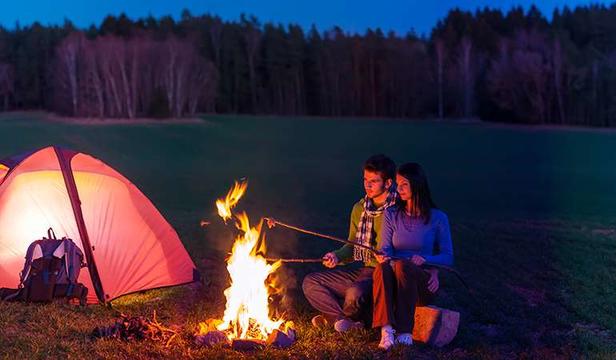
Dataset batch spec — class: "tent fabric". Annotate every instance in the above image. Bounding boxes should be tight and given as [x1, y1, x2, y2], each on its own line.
[0, 146, 197, 303]
[0, 164, 8, 183]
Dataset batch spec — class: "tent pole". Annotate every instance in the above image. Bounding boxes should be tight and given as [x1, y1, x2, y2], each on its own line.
[55, 147, 107, 304]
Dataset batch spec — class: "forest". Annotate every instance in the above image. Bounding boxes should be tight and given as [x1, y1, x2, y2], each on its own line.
[0, 4, 615, 126]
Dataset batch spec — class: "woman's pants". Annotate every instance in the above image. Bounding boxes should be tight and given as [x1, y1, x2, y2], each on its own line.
[372, 259, 435, 333]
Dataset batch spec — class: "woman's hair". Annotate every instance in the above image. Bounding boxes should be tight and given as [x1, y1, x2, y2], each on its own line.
[397, 162, 436, 224]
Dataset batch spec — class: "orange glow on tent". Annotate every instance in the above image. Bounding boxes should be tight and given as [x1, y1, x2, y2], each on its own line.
[0, 146, 198, 304]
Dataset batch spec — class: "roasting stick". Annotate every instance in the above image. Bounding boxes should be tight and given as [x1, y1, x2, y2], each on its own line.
[263, 217, 472, 293]
[265, 257, 323, 263]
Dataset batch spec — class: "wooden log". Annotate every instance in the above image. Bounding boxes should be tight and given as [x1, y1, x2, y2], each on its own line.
[412, 306, 460, 347]
[231, 339, 266, 351]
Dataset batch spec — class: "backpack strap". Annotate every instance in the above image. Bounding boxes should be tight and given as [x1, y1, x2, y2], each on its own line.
[47, 228, 57, 240]
[52, 241, 70, 281]
[0, 288, 22, 301]
[55, 239, 83, 284]
[19, 242, 44, 288]
[66, 283, 74, 297]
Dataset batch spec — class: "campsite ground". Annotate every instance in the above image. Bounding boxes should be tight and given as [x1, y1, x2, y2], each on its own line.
[0, 112, 615, 359]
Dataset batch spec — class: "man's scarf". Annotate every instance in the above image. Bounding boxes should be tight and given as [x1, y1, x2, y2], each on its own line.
[353, 190, 398, 262]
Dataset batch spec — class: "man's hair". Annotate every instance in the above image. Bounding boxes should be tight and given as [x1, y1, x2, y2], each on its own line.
[363, 154, 396, 181]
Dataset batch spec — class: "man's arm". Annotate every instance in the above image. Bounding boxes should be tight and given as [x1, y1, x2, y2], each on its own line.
[332, 202, 361, 264]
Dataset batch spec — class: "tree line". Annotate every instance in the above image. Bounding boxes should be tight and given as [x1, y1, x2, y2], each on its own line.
[0, 5, 616, 125]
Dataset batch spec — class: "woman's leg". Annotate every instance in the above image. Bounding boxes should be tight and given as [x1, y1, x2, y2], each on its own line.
[373, 262, 396, 349]
[372, 262, 396, 329]
[391, 259, 431, 333]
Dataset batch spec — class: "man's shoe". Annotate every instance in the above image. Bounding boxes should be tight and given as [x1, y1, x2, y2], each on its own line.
[333, 318, 363, 333]
[378, 326, 395, 350]
[311, 315, 329, 328]
[396, 333, 413, 346]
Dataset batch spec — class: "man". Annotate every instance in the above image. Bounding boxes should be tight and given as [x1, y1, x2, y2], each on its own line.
[302, 154, 397, 332]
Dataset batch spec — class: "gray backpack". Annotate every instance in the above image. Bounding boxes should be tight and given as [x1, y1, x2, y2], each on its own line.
[0, 228, 88, 304]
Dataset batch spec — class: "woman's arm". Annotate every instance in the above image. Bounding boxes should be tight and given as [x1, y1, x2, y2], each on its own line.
[424, 213, 454, 266]
[378, 209, 395, 257]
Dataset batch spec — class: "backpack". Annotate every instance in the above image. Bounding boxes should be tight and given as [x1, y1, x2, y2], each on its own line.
[0, 228, 88, 305]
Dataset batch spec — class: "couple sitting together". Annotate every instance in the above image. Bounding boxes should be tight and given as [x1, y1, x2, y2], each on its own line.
[302, 154, 454, 350]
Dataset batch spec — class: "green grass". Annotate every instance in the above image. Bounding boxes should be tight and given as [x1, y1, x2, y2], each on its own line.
[0, 112, 615, 358]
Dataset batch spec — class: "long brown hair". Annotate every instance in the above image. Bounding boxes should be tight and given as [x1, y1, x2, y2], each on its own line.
[397, 163, 436, 224]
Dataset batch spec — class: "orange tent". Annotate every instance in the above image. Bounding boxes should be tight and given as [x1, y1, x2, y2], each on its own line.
[0, 146, 198, 304]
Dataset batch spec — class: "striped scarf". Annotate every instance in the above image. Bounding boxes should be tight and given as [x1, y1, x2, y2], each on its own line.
[353, 190, 398, 262]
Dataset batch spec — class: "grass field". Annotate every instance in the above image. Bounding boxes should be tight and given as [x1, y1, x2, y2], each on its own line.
[0, 112, 615, 358]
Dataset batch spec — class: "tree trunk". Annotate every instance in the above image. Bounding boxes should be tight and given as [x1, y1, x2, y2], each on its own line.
[553, 40, 566, 124]
[435, 39, 445, 119]
[460, 37, 473, 118]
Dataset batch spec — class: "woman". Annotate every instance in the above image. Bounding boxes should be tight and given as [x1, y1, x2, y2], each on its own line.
[372, 162, 454, 350]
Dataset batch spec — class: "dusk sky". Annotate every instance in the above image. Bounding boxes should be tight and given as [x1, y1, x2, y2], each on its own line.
[0, 0, 612, 35]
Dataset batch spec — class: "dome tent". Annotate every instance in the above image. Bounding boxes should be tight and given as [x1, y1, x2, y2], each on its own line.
[0, 146, 198, 304]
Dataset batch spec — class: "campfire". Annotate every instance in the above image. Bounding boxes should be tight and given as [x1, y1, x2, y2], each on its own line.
[196, 181, 295, 350]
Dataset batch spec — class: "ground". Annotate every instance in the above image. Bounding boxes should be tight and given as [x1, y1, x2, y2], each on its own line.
[0, 112, 615, 359]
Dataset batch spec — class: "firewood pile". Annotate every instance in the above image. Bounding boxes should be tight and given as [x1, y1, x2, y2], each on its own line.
[91, 311, 179, 347]
[194, 318, 297, 350]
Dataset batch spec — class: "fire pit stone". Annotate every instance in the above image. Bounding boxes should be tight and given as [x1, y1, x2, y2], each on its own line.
[194, 330, 230, 347]
[231, 339, 267, 351]
[266, 329, 295, 348]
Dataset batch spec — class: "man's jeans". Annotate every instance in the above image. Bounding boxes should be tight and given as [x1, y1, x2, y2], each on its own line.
[302, 266, 374, 323]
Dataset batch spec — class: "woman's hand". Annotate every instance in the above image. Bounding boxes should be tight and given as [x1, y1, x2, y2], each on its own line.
[322, 252, 339, 268]
[375, 254, 391, 264]
[427, 269, 439, 293]
[411, 255, 426, 266]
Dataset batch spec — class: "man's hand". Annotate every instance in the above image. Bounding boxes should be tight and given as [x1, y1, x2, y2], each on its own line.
[411, 255, 426, 266]
[427, 268, 439, 293]
[322, 252, 339, 268]
[375, 254, 391, 264]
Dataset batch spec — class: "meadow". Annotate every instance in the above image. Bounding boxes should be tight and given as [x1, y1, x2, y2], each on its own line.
[0, 112, 615, 359]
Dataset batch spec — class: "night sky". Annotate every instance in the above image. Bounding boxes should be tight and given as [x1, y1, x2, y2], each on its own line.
[0, 0, 611, 35]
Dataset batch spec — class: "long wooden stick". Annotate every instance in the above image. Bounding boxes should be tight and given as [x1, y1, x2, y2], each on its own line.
[265, 257, 323, 263]
[263, 217, 383, 255]
[264, 217, 472, 293]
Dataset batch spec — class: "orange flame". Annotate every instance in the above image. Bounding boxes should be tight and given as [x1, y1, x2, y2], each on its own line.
[216, 180, 247, 222]
[202, 181, 284, 340]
